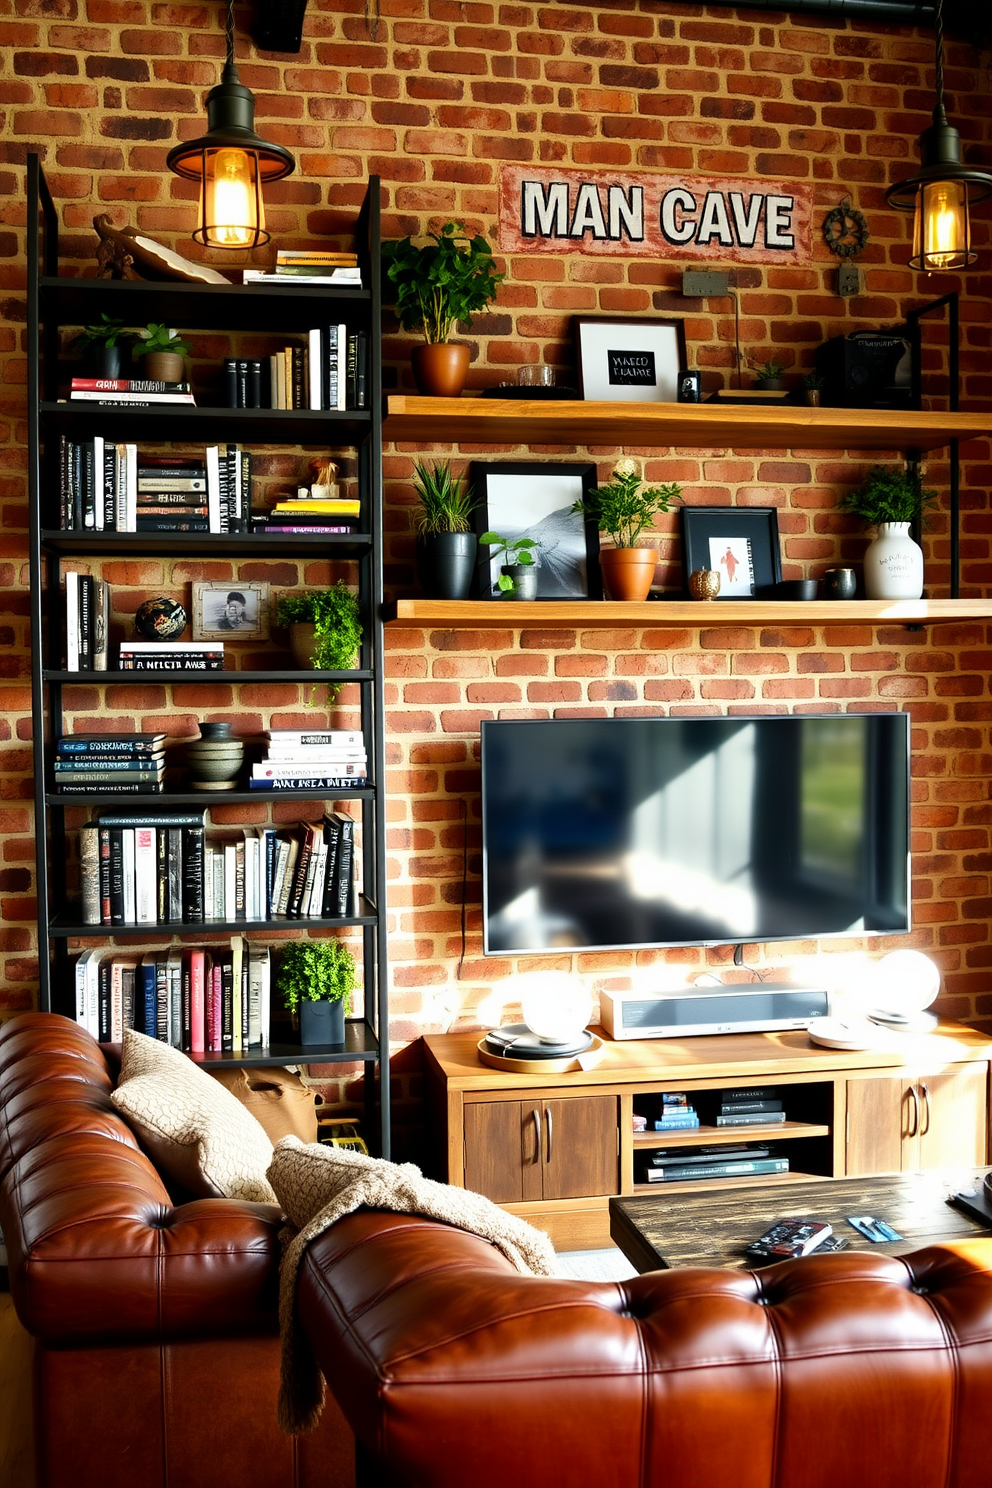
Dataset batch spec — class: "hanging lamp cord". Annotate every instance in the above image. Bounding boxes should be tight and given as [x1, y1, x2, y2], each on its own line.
[223, 0, 237, 79]
[933, 0, 947, 123]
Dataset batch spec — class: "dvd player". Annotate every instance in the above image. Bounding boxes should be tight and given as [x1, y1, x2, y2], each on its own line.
[600, 985, 829, 1040]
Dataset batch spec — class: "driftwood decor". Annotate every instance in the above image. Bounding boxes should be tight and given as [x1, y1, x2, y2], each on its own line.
[92, 215, 231, 285]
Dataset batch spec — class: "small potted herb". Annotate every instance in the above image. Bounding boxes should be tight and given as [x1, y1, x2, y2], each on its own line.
[412, 459, 478, 598]
[276, 581, 362, 694]
[133, 323, 190, 383]
[277, 939, 356, 1047]
[750, 357, 788, 391]
[71, 313, 135, 379]
[839, 464, 938, 599]
[478, 531, 541, 599]
[803, 370, 827, 407]
[385, 222, 504, 397]
[571, 458, 682, 601]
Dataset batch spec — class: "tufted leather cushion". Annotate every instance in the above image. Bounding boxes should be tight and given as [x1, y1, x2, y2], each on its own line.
[110, 1027, 277, 1202]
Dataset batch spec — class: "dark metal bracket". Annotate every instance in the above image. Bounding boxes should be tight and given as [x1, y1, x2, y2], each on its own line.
[250, 0, 309, 52]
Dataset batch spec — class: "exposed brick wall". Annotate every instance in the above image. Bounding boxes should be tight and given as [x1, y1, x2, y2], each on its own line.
[1, 3, 991, 1095]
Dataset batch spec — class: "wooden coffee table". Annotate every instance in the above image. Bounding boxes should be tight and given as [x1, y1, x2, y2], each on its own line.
[609, 1167, 992, 1273]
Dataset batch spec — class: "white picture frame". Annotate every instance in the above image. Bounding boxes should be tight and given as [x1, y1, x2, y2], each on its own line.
[191, 580, 270, 640]
[574, 316, 687, 403]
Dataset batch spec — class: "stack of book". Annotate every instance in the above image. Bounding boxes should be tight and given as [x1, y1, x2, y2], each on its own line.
[254, 489, 361, 535]
[57, 733, 166, 797]
[263, 812, 357, 920]
[254, 326, 369, 412]
[250, 729, 367, 791]
[59, 442, 250, 533]
[137, 455, 208, 532]
[713, 1088, 787, 1127]
[58, 434, 136, 531]
[222, 358, 265, 409]
[78, 806, 203, 925]
[69, 377, 196, 407]
[243, 249, 362, 286]
[73, 939, 272, 1055]
[118, 641, 225, 672]
[644, 1144, 789, 1184]
[652, 1092, 701, 1131]
[64, 571, 110, 671]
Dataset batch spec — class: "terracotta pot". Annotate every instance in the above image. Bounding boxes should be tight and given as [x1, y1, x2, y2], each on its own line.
[411, 342, 471, 397]
[289, 622, 318, 668]
[600, 547, 658, 601]
[142, 350, 185, 383]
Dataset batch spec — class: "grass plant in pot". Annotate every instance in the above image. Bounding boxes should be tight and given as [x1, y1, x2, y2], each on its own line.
[276, 582, 362, 698]
[750, 357, 788, 391]
[385, 221, 504, 397]
[478, 531, 541, 599]
[571, 458, 682, 601]
[277, 939, 356, 1048]
[412, 459, 477, 599]
[71, 313, 135, 379]
[133, 323, 190, 384]
[839, 464, 938, 600]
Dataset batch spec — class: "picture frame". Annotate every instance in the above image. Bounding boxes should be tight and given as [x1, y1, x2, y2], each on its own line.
[573, 316, 687, 403]
[470, 461, 602, 600]
[191, 580, 270, 640]
[679, 507, 782, 599]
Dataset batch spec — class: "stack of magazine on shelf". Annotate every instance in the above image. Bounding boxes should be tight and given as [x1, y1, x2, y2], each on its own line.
[651, 1092, 701, 1131]
[249, 729, 367, 791]
[63, 571, 110, 671]
[118, 641, 225, 672]
[243, 249, 362, 286]
[644, 1145, 789, 1183]
[73, 938, 271, 1055]
[713, 1089, 787, 1127]
[69, 377, 196, 407]
[56, 733, 166, 796]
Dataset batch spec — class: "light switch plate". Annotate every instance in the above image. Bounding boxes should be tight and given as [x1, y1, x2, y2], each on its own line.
[682, 269, 730, 297]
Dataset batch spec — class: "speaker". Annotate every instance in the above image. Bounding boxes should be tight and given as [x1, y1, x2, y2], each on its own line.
[816, 330, 913, 409]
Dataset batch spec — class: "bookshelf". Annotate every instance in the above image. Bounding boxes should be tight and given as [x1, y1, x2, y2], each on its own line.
[26, 155, 391, 1155]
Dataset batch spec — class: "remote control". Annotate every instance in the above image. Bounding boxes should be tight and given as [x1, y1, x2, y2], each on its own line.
[745, 1218, 833, 1262]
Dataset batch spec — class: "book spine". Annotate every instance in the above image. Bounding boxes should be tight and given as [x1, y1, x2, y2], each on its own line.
[648, 1158, 789, 1182]
[221, 954, 234, 1052]
[54, 756, 165, 773]
[92, 579, 109, 670]
[97, 811, 204, 827]
[57, 739, 166, 757]
[121, 964, 136, 1032]
[206, 959, 220, 1052]
[237, 358, 249, 409]
[81, 440, 96, 530]
[182, 825, 204, 923]
[72, 378, 191, 392]
[79, 823, 101, 925]
[714, 1112, 787, 1126]
[224, 357, 238, 408]
[320, 818, 340, 916]
[345, 331, 358, 410]
[139, 958, 157, 1038]
[107, 828, 125, 925]
[78, 575, 93, 671]
[155, 957, 169, 1042]
[64, 570, 80, 671]
[97, 960, 112, 1042]
[99, 827, 112, 924]
[57, 783, 158, 795]
[156, 826, 168, 922]
[118, 658, 225, 671]
[718, 1101, 784, 1115]
[248, 360, 262, 409]
[111, 960, 125, 1043]
[189, 949, 205, 1054]
[71, 442, 83, 531]
[249, 776, 367, 790]
[181, 952, 192, 1052]
[268, 732, 364, 746]
[59, 433, 71, 530]
[133, 825, 157, 923]
[167, 827, 183, 922]
[335, 816, 355, 917]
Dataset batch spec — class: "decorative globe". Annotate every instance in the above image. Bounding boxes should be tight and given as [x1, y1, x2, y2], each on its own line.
[134, 595, 187, 641]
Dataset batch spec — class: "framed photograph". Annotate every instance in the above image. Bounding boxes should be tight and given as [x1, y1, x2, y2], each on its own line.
[191, 580, 270, 640]
[470, 461, 602, 600]
[574, 316, 687, 403]
[679, 507, 782, 599]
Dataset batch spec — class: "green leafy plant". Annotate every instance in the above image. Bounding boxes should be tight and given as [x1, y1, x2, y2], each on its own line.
[276, 939, 356, 1015]
[571, 459, 682, 550]
[385, 221, 504, 344]
[478, 531, 540, 592]
[133, 323, 190, 358]
[750, 357, 786, 383]
[71, 313, 135, 351]
[839, 464, 939, 527]
[412, 459, 476, 534]
[276, 581, 362, 695]
[803, 370, 827, 391]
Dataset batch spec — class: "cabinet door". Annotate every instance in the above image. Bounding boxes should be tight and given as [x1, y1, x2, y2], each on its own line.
[542, 1096, 618, 1201]
[918, 1064, 988, 1169]
[463, 1101, 543, 1204]
[846, 1076, 910, 1176]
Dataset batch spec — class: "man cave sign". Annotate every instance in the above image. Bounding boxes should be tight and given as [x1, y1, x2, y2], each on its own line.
[498, 165, 814, 265]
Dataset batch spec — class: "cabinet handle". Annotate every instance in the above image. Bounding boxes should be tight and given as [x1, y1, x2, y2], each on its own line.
[546, 1106, 553, 1165]
[531, 1108, 542, 1164]
[920, 1081, 931, 1135]
[907, 1082, 919, 1139]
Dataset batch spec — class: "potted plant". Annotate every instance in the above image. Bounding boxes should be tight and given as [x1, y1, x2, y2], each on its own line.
[839, 464, 938, 600]
[571, 458, 682, 601]
[750, 357, 788, 391]
[803, 370, 827, 407]
[276, 582, 362, 692]
[71, 313, 135, 379]
[385, 221, 504, 397]
[412, 459, 478, 599]
[478, 531, 541, 599]
[133, 323, 190, 383]
[277, 939, 356, 1047]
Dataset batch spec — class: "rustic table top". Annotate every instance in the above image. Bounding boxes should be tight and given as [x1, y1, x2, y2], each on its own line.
[610, 1167, 992, 1273]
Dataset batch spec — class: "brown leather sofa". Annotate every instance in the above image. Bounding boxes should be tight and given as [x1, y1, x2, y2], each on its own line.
[297, 1206, 992, 1488]
[0, 1012, 353, 1488]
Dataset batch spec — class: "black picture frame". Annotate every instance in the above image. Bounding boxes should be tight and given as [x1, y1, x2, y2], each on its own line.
[470, 461, 602, 600]
[573, 316, 687, 403]
[679, 506, 782, 599]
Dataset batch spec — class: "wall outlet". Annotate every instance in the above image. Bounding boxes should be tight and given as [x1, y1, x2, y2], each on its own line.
[682, 269, 730, 297]
[837, 263, 862, 297]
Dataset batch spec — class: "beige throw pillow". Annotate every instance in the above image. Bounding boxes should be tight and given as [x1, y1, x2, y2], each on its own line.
[111, 1028, 277, 1203]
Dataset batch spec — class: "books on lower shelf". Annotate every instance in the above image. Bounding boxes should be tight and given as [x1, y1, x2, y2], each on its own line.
[73, 940, 271, 1054]
[250, 729, 368, 792]
[223, 326, 369, 412]
[70, 378, 196, 406]
[713, 1087, 786, 1127]
[58, 733, 167, 796]
[59, 441, 251, 533]
[644, 1145, 789, 1183]
[118, 641, 226, 672]
[76, 807, 359, 927]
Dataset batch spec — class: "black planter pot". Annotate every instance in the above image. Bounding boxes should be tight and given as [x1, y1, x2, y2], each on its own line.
[299, 998, 346, 1048]
[500, 563, 538, 599]
[416, 532, 478, 600]
[85, 343, 130, 379]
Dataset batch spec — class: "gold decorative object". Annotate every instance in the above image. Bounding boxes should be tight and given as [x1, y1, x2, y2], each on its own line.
[688, 568, 721, 600]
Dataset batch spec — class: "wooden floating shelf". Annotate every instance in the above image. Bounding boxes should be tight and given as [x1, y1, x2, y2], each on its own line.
[384, 395, 992, 452]
[633, 1122, 830, 1148]
[384, 597, 992, 629]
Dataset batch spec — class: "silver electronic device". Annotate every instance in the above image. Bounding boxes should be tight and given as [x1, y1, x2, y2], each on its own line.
[600, 985, 830, 1040]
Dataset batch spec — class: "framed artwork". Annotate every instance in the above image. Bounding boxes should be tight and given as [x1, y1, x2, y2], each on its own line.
[191, 580, 270, 639]
[470, 461, 602, 599]
[679, 507, 782, 598]
[573, 316, 687, 403]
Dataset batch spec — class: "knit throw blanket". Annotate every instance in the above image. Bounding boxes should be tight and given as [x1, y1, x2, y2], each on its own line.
[268, 1137, 561, 1434]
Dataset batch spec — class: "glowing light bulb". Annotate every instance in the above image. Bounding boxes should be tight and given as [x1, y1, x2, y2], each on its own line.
[917, 178, 969, 272]
[201, 148, 263, 248]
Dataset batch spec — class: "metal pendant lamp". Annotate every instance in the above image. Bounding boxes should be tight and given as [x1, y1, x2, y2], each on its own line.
[166, 0, 294, 248]
[885, 0, 992, 272]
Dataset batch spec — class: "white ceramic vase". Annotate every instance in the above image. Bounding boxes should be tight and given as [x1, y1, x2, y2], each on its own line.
[863, 522, 923, 600]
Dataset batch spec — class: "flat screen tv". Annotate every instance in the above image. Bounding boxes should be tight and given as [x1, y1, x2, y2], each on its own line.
[481, 713, 910, 955]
